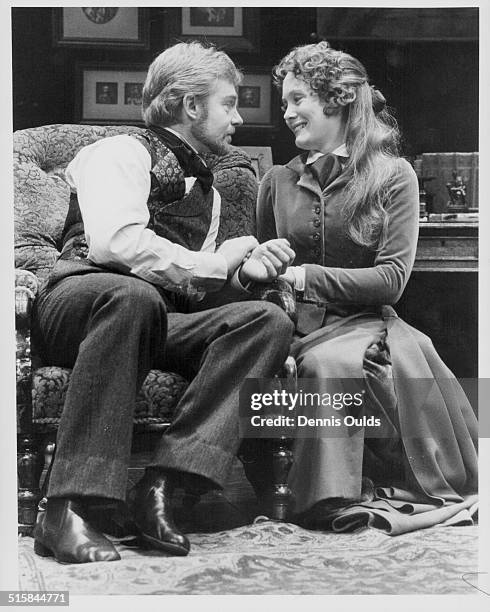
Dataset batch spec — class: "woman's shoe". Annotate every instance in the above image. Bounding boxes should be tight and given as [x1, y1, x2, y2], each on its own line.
[128, 469, 190, 556]
[33, 498, 121, 564]
[296, 478, 375, 530]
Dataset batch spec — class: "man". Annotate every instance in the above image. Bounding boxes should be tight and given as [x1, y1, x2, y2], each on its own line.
[32, 42, 295, 564]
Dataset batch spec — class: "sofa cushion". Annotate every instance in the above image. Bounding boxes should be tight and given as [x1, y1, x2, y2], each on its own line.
[14, 124, 144, 280]
[32, 366, 188, 424]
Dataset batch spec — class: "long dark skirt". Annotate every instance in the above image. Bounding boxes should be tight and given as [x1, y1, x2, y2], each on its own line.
[288, 307, 478, 535]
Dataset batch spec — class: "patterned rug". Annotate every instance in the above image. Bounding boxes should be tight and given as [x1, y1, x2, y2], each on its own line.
[18, 520, 479, 595]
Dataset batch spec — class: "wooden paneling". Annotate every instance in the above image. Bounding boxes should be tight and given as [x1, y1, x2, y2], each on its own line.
[415, 223, 478, 272]
[317, 7, 478, 41]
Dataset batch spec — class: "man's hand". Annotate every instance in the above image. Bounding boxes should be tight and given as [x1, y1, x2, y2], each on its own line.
[239, 239, 295, 284]
[217, 236, 259, 277]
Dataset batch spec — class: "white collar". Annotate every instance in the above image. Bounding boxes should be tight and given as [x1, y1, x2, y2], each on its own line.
[306, 143, 349, 165]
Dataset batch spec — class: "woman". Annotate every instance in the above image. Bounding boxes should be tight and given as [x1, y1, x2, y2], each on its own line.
[257, 41, 477, 535]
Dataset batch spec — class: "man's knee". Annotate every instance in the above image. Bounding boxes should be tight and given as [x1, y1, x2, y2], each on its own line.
[97, 278, 169, 357]
[247, 300, 295, 338]
[105, 277, 167, 320]
[86, 277, 169, 351]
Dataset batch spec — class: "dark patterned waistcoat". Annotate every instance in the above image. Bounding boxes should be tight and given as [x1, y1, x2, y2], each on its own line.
[60, 129, 215, 262]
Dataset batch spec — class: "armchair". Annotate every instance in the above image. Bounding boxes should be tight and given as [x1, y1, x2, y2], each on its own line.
[14, 124, 295, 534]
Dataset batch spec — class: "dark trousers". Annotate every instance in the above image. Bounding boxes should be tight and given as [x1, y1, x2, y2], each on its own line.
[34, 270, 294, 502]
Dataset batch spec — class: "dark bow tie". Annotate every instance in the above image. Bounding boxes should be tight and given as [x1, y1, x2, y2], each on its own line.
[309, 153, 344, 191]
[149, 125, 214, 194]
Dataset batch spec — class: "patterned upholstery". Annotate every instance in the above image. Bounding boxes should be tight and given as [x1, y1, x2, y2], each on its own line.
[14, 123, 258, 428]
[31, 367, 189, 423]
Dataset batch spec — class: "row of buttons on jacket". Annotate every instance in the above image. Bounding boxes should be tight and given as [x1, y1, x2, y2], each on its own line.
[312, 204, 322, 259]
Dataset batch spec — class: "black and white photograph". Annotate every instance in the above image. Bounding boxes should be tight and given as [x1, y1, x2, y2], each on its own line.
[77, 65, 147, 123]
[124, 82, 143, 106]
[95, 82, 118, 105]
[182, 6, 242, 36]
[53, 7, 149, 48]
[238, 85, 261, 108]
[176, 7, 260, 52]
[3, 2, 489, 609]
[189, 7, 236, 28]
[237, 70, 273, 126]
[81, 7, 119, 25]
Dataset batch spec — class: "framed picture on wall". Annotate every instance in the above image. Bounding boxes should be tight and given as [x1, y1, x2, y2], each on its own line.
[176, 7, 259, 52]
[53, 7, 149, 48]
[237, 70, 275, 128]
[239, 147, 273, 180]
[76, 64, 147, 124]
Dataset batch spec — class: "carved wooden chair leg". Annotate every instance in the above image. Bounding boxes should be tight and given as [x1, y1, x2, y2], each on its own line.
[38, 441, 56, 508]
[268, 354, 296, 520]
[270, 437, 293, 521]
[17, 433, 44, 535]
[239, 355, 297, 521]
[16, 293, 45, 534]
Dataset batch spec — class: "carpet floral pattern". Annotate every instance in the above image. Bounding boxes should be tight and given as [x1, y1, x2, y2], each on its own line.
[18, 521, 478, 595]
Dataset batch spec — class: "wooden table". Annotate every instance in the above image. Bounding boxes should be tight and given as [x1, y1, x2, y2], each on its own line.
[397, 221, 478, 378]
[414, 222, 478, 272]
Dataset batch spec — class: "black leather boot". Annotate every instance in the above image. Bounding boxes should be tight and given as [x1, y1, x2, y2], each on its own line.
[128, 468, 190, 556]
[33, 498, 121, 564]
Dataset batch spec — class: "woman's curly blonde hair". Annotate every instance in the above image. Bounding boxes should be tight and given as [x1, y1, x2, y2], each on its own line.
[274, 42, 359, 116]
[274, 41, 401, 249]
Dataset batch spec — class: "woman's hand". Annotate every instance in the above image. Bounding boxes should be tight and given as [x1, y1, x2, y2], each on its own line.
[217, 236, 259, 277]
[239, 239, 295, 284]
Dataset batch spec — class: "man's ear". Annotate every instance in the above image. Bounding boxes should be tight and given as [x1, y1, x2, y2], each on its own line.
[182, 93, 200, 120]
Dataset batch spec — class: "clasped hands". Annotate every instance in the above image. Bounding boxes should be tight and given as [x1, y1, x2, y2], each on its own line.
[217, 236, 295, 285]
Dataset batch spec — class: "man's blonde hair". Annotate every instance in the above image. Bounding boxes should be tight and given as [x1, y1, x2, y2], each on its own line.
[142, 41, 242, 127]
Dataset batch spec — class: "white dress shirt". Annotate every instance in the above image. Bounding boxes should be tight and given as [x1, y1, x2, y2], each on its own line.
[65, 134, 228, 295]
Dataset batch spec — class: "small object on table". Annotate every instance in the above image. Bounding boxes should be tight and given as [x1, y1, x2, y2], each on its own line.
[428, 212, 479, 223]
[418, 176, 435, 220]
[446, 170, 468, 213]
[411, 156, 434, 220]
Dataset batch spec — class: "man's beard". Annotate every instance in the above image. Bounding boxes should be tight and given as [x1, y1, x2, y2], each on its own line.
[191, 107, 232, 156]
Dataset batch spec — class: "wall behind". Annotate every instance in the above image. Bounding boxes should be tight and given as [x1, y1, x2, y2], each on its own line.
[12, 7, 478, 162]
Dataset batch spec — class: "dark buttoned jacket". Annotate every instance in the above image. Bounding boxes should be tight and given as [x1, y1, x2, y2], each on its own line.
[257, 154, 420, 335]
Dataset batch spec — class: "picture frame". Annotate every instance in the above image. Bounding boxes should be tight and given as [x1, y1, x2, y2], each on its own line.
[172, 7, 259, 52]
[76, 64, 147, 124]
[53, 7, 149, 48]
[237, 69, 275, 128]
[240, 147, 273, 181]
